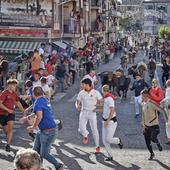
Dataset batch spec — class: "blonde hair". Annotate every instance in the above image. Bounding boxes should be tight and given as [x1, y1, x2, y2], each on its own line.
[102, 85, 110, 93]
[7, 79, 18, 85]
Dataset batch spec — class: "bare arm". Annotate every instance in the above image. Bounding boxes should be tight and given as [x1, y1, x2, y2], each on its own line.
[32, 111, 43, 129]
[75, 100, 81, 111]
[16, 101, 25, 116]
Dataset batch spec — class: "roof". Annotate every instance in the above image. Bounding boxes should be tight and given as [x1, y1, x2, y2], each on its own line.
[143, 0, 170, 3]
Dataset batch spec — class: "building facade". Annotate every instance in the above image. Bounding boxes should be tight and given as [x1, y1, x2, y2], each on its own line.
[143, 0, 170, 35]
[0, 0, 120, 55]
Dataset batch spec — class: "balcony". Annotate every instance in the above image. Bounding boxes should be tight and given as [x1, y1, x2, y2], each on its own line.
[0, 13, 52, 28]
[63, 19, 80, 38]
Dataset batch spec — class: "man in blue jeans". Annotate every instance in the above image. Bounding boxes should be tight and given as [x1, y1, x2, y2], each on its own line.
[27, 86, 63, 170]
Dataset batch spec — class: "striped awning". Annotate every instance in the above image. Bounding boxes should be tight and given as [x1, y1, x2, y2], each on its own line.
[0, 41, 41, 54]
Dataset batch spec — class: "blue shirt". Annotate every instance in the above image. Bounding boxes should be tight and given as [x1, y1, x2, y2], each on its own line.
[33, 97, 56, 130]
[28, 87, 35, 104]
[131, 79, 150, 97]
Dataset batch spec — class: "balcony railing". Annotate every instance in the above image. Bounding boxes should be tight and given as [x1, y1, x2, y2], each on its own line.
[0, 13, 52, 28]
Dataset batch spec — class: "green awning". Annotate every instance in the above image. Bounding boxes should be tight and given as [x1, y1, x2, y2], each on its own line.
[0, 41, 41, 54]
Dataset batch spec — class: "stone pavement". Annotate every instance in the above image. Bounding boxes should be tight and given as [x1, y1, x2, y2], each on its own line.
[0, 51, 170, 170]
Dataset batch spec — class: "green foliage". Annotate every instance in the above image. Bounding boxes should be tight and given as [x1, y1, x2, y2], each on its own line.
[159, 26, 170, 40]
[119, 16, 133, 30]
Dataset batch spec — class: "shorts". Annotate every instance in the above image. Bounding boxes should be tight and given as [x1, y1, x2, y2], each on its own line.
[0, 114, 15, 126]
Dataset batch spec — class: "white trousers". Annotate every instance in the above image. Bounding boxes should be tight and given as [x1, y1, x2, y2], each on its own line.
[78, 111, 99, 147]
[134, 95, 142, 115]
[166, 123, 170, 139]
[102, 121, 120, 157]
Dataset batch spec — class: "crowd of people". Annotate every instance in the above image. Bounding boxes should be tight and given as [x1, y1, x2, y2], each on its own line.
[0, 34, 169, 169]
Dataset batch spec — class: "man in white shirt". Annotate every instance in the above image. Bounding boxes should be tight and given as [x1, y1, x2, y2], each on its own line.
[102, 85, 123, 161]
[76, 78, 102, 153]
[83, 70, 98, 87]
[40, 77, 51, 100]
[32, 72, 41, 89]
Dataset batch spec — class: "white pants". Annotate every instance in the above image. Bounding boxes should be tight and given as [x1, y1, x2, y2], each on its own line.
[78, 111, 99, 147]
[134, 95, 142, 115]
[166, 123, 170, 139]
[102, 121, 120, 157]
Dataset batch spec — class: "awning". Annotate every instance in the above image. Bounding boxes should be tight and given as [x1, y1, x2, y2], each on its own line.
[52, 41, 67, 50]
[0, 41, 41, 54]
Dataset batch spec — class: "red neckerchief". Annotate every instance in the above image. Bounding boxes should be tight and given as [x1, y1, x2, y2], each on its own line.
[104, 93, 117, 100]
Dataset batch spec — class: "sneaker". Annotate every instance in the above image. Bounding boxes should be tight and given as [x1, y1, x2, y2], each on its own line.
[56, 163, 64, 170]
[29, 133, 35, 141]
[105, 157, 113, 161]
[118, 138, 123, 149]
[83, 136, 88, 145]
[57, 120, 63, 131]
[134, 114, 139, 118]
[148, 152, 155, 160]
[95, 146, 100, 154]
[5, 144, 10, 152]
[157, 143, 163, 151]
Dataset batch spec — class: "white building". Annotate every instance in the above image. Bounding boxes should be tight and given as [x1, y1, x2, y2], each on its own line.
[143, 0, 170, 35]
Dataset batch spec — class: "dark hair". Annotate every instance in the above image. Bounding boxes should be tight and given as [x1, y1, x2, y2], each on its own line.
[81, 78, 92, 86]
[34, 71, 40, 76]
[38, 68, 44, 71]
[25, 80, 33, 87]
[40, 77, 47, 84]
[33, 86, 44, 97]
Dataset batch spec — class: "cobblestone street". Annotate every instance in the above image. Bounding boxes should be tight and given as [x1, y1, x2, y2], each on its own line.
[0, 50, 170, 170]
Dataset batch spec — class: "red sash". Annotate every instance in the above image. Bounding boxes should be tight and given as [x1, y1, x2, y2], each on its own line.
[104, 93, 117, 100]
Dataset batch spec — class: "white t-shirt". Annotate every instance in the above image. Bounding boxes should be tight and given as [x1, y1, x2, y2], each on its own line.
[77, 89, 102, 111]
[103, 96, 116, 119]
[83, 74, 97, 86]
[42, 84, 51, 94]
[33, 80, 41, 89]
[38, 47, 44, 55]
[47, 75, 55, 86]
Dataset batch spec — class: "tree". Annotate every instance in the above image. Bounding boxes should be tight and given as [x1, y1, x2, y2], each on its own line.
[159, 26, 170, 40]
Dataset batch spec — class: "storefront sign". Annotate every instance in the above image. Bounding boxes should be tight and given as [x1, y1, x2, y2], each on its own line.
[0, 29, 48, 38]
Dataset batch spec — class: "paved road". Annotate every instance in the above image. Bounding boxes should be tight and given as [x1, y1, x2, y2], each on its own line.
[0, 51, 170, 170]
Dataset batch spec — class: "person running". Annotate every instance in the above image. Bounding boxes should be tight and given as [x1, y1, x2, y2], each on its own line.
[141, 89, 165, 160]
[0, 79, 25, 152]
[83, 70, 98, 87]
[75, 78, 103, 153]
[102, 85, 123, 161]
[161, 79, 170, 144]
[131, 74, 150, 118]
[27, 86, 63, 170]
[148, 79, 164, 106]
